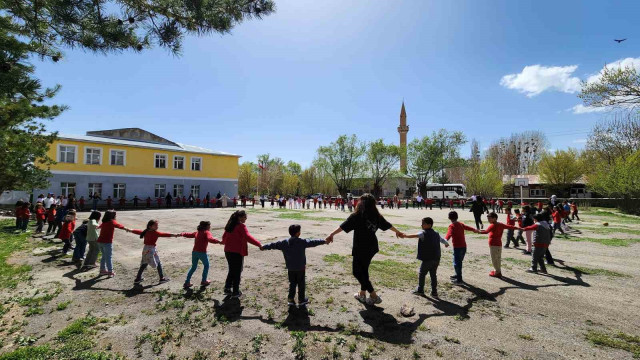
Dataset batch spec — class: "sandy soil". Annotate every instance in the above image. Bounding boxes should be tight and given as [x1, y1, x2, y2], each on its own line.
[2, 206, 640, 359]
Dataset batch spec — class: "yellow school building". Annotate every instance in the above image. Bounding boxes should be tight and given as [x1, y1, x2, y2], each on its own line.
[36, 128, 240, 200]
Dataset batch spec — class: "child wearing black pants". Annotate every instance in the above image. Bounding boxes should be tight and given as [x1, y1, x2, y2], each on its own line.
[404, 217, 449, 297]
[261, 224, 328, 306]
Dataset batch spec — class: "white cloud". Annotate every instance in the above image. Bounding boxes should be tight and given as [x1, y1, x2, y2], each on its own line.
[569, 104, 608, 114]
[572, 138, 587, 144]
[500, 65, 582, 97]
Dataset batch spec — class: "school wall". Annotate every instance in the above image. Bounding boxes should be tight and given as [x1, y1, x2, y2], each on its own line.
[46, 139, 239, 179]
[34, 173, 238, 200]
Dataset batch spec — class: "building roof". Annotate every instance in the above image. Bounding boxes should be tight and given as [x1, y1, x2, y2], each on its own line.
[502, 174, 586, 185]
[56, 132, 241, 157]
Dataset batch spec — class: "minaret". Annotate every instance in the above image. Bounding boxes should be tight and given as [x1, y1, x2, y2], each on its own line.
[397, 101, 409, 173]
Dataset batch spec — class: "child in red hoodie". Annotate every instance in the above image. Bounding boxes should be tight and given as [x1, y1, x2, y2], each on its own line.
[46, 204, 57, 235]
[552, 206, 565, 235]
[479, 212, 518, 278]
[180, 221, 221, 288]
[16, 202, 31, 232]
[35, 203, 46, 234]
[60, 210, 77, 254]
[131, 220, 177, 285]
[221, 210, 262, 297]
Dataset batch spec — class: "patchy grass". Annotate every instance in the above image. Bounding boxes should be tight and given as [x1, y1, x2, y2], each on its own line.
[378, 242, 415, 257]
[557, 266, 629, 278]
[518, 334, 534, 341]
[0, 220, 35, 289]
[579, 226, 640, 236]
[323, 254, 349, 265]
[277, 212, 347, 222]
[56, 300, 72, 311]
[503, 257, 531, 267]
[586, 330, 640, 357]
[558, 235, 640, 247]
[582, 210, 640, 224]
[369, 259, 418, 289]
[57, 315, 105, 341]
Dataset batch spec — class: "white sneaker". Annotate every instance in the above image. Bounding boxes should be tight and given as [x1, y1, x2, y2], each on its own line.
[366, 295, 382, 306]
[353, 293, 366, 303]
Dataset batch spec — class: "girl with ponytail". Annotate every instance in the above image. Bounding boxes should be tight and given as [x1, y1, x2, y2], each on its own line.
[130, 219, 179, 285]
[221, 210, 262, 297]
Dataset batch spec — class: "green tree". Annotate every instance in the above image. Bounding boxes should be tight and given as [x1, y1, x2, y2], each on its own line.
[316, 135, 365, 197]
[1, 0, 274, 193]
[237, 162, 257, 196]
[587, 150, 640, 199]
[464, 157, 503, 197]
[0, 25, 64, 194]
[282, 172, 300, 196]
[579, 65, 640, 110]
[365, 139, 400, 198]
[407, 129, 466, 197]
[538, 149, 584, 195]
[286, 161, 302, 176]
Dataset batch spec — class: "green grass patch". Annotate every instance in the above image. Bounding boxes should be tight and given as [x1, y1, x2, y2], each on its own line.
[577, 226, 640, 236]
[323, 254, 349, 265]
[582, 210, 640, 225]
[276, 212, 346, 222]
[56, 300, 72, 311]
[559, 266, 629, 278]
[558, 235, 640, 247]
[57, 315, 104, 341]
[586, 330, 640, 357]
[503, 257, 531, 267]
[0, 220, 35, 289]
[369, 259, 418, 289]
[378, 242, 415, 257]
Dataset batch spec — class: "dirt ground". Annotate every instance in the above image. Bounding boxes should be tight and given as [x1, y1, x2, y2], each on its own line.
[2, 205, 640, 359]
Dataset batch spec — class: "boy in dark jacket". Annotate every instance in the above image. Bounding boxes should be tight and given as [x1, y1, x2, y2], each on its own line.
[520, 213, 552, 274]
[261, 224, 328, 306]
[404, 217, 450, 297]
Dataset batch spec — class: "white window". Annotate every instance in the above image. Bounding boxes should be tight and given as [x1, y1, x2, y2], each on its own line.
[191, 157, 202, 171]
[155, 184, 166, 197]
[530, 189, 546, 197]
[61, 182, 76, 197]
[173, 156, 185, 170]
[113, 183, 126, 199]
[58, 145, 77, 163]
[190, 185, 200, 198]
[85, 147, 102, 165]
[155, 154, 168, 168]
[110, 150, 126, 166]
[88, 183, 102, 197]
[173, 184, 184, 197]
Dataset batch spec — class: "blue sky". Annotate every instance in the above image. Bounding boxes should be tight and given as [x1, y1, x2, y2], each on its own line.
[34, 0, 639, 166]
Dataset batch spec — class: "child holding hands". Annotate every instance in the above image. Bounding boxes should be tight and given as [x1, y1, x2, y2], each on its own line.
[404, 217, 449, 297]
[131, 220, 178, 285]
[261, 224, 329, 307]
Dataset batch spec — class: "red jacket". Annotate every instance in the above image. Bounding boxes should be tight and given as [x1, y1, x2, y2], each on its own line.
[16, 208, 31, 219]
[222, 223, 261, 256]
[445, 221, 475, 248]
[59, 220, 76, 240]
[552, 211, 563, 224]
[36, 208, 46, 221]
[46, 208, 56, 222]
[181, 230, 221, 252]
[131, 229, 174, 246]
[97, 220, 126, 244]
[481, 222, 517, 247]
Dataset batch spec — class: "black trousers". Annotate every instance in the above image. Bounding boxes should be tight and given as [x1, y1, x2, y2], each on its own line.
[545, 248, 554, 264]
[288, 270, 306, 302]
[473, 212, 483, 229]
[352, 253, 375, 293]
[224, 252, 244, 294]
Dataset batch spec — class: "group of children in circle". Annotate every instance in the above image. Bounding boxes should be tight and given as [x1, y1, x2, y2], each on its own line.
[13, 191, 580, 308]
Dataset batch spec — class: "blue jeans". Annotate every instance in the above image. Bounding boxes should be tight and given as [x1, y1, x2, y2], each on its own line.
[73, 235, 87, 261]
[185, 252, 209, 284]
[452, 247, 467, 281]
[98, 243, 113, 272]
